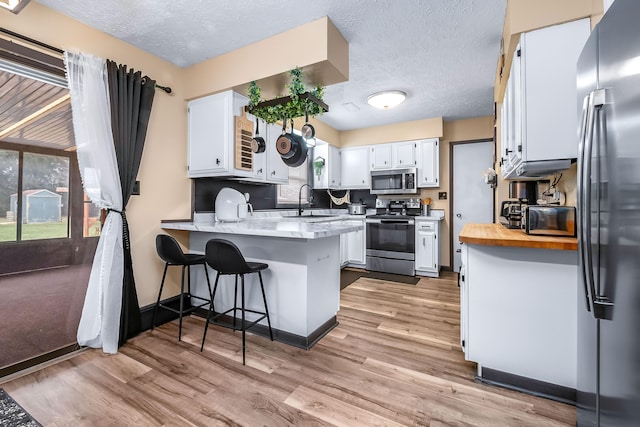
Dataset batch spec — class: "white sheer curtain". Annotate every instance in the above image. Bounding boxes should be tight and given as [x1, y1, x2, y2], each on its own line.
[64, 51, 124, 354]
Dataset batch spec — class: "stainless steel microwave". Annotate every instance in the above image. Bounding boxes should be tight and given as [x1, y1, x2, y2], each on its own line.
[370, 168, 418, 195]
[524, 205, 576, 237]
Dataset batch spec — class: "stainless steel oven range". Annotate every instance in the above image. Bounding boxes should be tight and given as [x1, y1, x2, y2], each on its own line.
[365, 215, 415, 276]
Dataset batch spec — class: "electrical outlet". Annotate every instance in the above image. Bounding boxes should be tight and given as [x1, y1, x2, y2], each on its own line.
[438, 192, 447, 200]
[132, 180, 140, 195]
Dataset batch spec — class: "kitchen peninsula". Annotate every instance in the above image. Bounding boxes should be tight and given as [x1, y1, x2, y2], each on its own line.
[161, 213, 363, 348]
[459, 223, 578, 401]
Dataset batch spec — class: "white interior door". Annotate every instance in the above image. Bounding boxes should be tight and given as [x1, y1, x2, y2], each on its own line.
[452, 141, 494, 272]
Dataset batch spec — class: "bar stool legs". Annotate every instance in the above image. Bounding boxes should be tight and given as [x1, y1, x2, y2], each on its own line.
[152, 262, 212, 341]
[201, 272, 220, 351]
[201, 238, 273, 365]
[152, 234, 213, 341]
[201, 271, 274, 365]
[258, 271, 273, 341]
[241, 274, 246, 365]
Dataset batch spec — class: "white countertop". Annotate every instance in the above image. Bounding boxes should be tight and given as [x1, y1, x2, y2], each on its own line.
[161, 211, 364, 239]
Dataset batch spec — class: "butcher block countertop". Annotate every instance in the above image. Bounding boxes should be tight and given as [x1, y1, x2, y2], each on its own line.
[459, 223, 577, 251]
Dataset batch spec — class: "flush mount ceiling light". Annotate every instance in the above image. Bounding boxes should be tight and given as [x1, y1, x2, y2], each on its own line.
[0, 0, 31, 13]
[367, 90, 407, 109]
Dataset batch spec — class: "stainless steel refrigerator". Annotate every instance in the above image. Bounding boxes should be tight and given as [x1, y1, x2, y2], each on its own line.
[577, 0, 640, 425]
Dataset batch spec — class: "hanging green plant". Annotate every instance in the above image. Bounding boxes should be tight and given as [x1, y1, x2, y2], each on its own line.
[247, 68, 328, 124]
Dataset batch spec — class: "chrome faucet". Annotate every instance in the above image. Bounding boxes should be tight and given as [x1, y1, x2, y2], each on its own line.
[298, 183, 312, 216]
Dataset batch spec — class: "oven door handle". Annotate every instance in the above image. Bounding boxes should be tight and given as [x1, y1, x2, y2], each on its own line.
[380, 219, 414, 225]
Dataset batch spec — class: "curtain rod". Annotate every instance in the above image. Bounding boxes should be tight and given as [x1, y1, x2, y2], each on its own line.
[1, 27, 173, 94]
[0, 27, 64, 55]
[155, 84, 172, 94]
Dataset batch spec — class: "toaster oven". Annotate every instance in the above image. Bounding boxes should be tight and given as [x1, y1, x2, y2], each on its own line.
[524, 206, 576, 237]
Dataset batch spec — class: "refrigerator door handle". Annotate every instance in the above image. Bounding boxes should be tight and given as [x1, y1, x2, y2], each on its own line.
[582, 90, 598, 314]
[583, 89, 601, 316]
[584, 89, 615, 320]
[577, 94, 592, 312]
[593, 90, 615, 320]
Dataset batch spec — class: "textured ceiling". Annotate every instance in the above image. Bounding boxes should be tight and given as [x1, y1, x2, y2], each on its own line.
[36, 0, 506, 131]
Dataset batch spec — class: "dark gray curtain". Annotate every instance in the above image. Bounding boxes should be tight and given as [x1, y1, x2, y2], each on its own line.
[106, 60, 156, 346]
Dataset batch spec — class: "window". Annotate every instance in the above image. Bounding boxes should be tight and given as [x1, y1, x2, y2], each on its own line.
[0, 43, 100, 243]
[277, 157, 309, 205]
[21, 152, 69, 240]
[0, 147, 75, 241]
[0, 149, 18, 242]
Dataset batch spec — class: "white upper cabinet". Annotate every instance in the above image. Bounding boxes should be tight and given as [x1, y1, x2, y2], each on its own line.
[187, 90, 289, 183]
[265, 122, 289, 183]
[500, 18, 590, 179]
[329, 145, 341, 189]
[340, 146, 370, 189]
[416, 138, 440, 187]
[188, 91, 236, 177]
[393, 141, 417, 168]
[370, 144, 392, 169]
[313, 143, 341, 189]
[370, 141, 416, 169]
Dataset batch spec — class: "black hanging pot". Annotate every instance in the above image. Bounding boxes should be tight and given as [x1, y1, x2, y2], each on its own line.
[251, 117, 266, 153]
[301, 109, 315, 140]
[276, 118, 308, 167]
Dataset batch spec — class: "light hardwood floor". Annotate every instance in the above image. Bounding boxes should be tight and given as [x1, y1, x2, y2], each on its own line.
[1, 271, 576, 426]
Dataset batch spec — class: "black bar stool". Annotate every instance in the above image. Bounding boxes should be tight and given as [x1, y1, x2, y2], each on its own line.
[201, 238, 273, 365]
[152, 234, 213, 340]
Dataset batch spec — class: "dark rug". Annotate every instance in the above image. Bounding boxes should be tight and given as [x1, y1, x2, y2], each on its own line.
[0, 388, 42, 427]
[340, 270, 420, 289]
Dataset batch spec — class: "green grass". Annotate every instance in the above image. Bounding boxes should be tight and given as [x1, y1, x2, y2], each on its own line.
[0, 218, 69, 242]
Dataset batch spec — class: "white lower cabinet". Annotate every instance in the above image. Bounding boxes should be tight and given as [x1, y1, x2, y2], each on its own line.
[414, 219, 440, 277]
[340, 233, 349, 266]
[338, 218, 366, 268]
[463, 243, 577, 389]
[345, 219, 366, 266]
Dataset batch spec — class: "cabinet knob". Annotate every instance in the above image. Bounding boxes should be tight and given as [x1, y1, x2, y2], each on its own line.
[216, 158, 221, 165]
[456, 213, 462, 218]
[271, 170, 276, 175]
[257, 168, 263, 174]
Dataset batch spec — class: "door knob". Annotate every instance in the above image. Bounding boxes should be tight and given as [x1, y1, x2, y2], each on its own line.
[456, 213, 462, 218]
